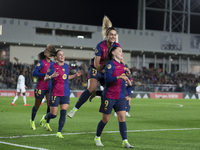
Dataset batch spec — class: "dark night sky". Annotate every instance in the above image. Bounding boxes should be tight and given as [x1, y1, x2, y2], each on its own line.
[0, 0, 138, 29]
[0, 0, 200, 33]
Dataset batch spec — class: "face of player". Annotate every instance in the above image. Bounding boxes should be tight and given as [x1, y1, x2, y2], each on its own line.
[44, 51, 52, 59]
[56, 51, 65, 62]
[106, 30, 117, 43]
[112, 47, 123, 62]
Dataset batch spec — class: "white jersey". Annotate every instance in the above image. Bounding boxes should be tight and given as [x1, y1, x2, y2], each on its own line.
[196, 85, 200, 92]
[17, 75, 25, 90]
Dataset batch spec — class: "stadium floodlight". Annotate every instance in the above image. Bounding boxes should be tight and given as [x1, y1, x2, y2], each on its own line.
[77, 35, 84, 39]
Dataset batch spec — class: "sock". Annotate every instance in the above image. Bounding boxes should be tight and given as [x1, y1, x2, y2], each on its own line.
[96, 91, 102, 96]
[13, 96, 18, 103]
[128, 105, 131, 113]
[42, 98, 46, 103]
[45, 113, 57, 120]
[58, 110, 66, 132]
[119, 122, 127, 140]
[96, 120, 106, 137]
[126, 100, 129, 112]
[46, 106, 51, 123]
[75, 89, 91, 109]
[23, 96, 26, 104]
[31, 106, 38, 121]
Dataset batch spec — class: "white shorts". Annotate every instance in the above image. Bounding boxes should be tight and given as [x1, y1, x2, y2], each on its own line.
[17, 87, 26, 93]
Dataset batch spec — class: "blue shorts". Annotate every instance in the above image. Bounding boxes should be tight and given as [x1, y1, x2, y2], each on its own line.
[88, 66, 105, 86]
[50, 96, 70, 107]
[100, 97, 126, 114]
[35, 89, 49, 99]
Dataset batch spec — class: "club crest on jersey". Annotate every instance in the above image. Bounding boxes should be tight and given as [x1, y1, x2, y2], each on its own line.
[107, 64, 111, 69]
[104, 107, 107, 111]
[95, 49, 98, 53]
[37, 63, 40, 66]
[62, 68, 65, 72]
[62, 74, 67, 79]
[47, 68, 51, 72]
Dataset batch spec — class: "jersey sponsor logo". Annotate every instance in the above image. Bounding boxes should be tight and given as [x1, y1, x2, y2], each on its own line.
[57, 68, 59, 70]
[107, 64, 111, 69]
[95, 49, 98, 53]
[62, 74, 67, 79]
[45, 64, 47, 65]
[37, 63, 40, 66]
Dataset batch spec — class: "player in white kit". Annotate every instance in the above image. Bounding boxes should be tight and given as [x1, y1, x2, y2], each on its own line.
[11, 70, 29, 106]
[196, 83, 200, 100]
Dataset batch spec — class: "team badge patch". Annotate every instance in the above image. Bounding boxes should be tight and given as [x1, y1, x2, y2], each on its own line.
[104, 107, 107, 111]
[37, 63, 40, 66]
[47, 68, 51, 72]
[107, 64, 111, 69]
[95, 49, 98, 53]
[62, 74, 67, 79]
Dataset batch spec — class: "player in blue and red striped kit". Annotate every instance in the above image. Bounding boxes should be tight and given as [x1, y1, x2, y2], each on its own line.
[94, 46, 134, 148]
[67, 16, 122, 118]
[30, 44, 56, 130]
[40, 50, 83, 138]
[125, 77, 133, 117]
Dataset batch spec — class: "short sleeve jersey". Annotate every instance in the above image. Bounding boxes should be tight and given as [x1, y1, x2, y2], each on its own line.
[104, 59, 126, 100]
[47, 63, 70, 96]
[17, 75, 25, 89]
[91, 40, 121, 67]
[35, 59, 54, 90]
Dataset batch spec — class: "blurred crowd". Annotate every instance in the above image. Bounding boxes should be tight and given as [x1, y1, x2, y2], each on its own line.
[0, 61, 88, 90]
[1, 61, 200, 93]
[131, 67, 200, 93]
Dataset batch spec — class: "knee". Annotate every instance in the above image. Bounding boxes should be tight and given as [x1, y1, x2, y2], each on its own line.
[118, 116, 125, 122]
[102, 118, 110, 124]
[87, 87, 95, 93]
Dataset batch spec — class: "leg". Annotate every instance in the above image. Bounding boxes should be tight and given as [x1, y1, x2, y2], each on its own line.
[67, 78, 97, 118]
[58, 104, 69, 132]
[12, 92, 20, 105]
[117, 111, 134, 148]
[22, 92, 29, 106]
[95, 113, 110, 146]
[45, 93, 50, 114]
[40, 106, 58, 127]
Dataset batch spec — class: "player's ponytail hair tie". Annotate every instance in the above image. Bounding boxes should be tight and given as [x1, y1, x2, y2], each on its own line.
[102, 15, 113, 39]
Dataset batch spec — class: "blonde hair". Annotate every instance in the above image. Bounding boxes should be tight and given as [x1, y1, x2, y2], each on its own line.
[102, 15, 112, 39]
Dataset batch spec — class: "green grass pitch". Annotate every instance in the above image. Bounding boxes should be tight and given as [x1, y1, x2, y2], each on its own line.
[0, 97, 199, 150]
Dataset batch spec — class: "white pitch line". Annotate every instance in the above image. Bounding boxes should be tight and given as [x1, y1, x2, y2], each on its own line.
[0, 141, 49, 150]
[0, 128, 199, 139]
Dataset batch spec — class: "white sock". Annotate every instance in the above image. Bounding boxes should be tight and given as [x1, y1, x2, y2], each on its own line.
[42, 98, 46, 103]
[23, 96, 26, 104]
[13, 96, 18, 103]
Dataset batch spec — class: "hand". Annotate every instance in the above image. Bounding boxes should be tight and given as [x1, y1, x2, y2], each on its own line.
[25, 86, 28, 89]
[124, 68, 131, 76]
[76, 70, 83, 76]
[120, 75, 128, 81]
[52, 71, 59, 78]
